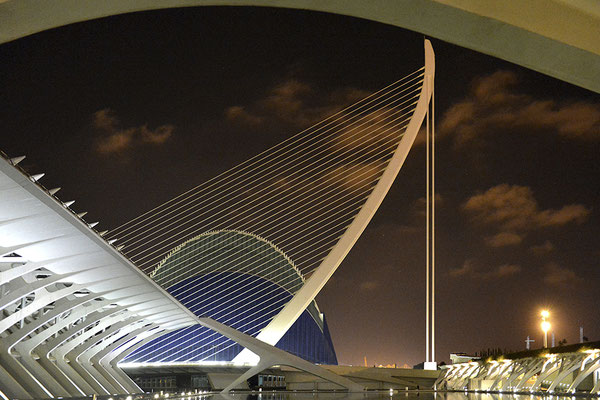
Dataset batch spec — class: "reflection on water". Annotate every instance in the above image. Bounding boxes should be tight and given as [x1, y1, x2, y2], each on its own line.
[169, 392, 597, 400]
[63, 393, 596, 400]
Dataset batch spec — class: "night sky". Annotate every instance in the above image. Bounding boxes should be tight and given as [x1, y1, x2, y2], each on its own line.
[1, 7, 599, 367]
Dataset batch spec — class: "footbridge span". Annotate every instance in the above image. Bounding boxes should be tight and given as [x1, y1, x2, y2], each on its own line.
[436, 341, 600, 395]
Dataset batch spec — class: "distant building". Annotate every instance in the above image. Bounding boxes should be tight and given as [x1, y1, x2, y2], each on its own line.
[124, 230, 338, 366]
[450, 353, 480, 364]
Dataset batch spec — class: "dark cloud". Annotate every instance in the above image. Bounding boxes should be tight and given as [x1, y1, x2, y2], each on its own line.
[413, 193, 443, 217]
[530, 241, 555, 256]
[463, 184, 590, 247]
[93, 108, 174, 154]
[224, 80, 412, 202]
[484, 231, 523, 247]
[224, 106, 263, 127]
[225, 79, 368, 129]
[321, 161, 384, 192]
[359, 280, 380, 291]
[438, 70, 600, 146]
[543, 263, 584, 287]
[449, 259, 521, 280]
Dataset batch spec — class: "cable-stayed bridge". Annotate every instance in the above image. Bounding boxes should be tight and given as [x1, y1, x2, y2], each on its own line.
[0, 40, 434, 398]
[110, 61, 433, 366]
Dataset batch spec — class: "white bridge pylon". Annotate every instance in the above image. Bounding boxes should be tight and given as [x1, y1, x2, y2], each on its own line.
[105, 40, 435, 366]
[235, 39, 435, 363]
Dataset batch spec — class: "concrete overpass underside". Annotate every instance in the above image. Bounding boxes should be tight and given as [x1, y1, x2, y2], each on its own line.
[1, 0, 599, 93]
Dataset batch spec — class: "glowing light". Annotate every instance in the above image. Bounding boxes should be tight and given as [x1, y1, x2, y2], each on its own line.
[541, 321, 551, 332]
[540, 310, 551, 347]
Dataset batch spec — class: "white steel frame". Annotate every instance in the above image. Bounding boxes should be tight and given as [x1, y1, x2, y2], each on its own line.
[436, 349, 600, 394]
[0, 152, 363, 399]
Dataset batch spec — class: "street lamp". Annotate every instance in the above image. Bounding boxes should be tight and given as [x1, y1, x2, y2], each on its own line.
[541, 310, 551, 348]
[541, 321, 551, 347]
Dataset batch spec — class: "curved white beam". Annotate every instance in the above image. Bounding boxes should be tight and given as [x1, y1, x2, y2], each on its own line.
[69, 319, 142, 394]
[440, 350, 600, 395]
[569, 358, 600, 393]
[234, 40, 434, 363]
[0, 155, 199, 398]
[92, 325, 156, 392]
[196, 317, 363, 392]
[514, 359, 545, 390]
[13, 298, 117, 396]
[530, 357, 561, 391]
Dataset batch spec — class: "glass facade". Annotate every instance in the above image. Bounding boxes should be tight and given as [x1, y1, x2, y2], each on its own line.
[277, 311, 337, 365]
[126, 230, 337, 365]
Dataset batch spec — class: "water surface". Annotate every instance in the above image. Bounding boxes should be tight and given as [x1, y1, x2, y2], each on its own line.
[173, 392, 597, 400]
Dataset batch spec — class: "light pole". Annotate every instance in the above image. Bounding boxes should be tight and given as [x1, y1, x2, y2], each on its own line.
[541, 310, 551, 348]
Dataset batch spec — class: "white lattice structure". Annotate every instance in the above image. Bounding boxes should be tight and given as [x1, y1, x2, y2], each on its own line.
[0, 152, 365, 398]
[0, 154, 199, 398]
[436, 345, 600, 395]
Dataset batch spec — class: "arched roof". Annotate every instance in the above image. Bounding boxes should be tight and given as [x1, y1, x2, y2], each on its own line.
[150, 229, 304, 294]
[0, 0, 599, 93]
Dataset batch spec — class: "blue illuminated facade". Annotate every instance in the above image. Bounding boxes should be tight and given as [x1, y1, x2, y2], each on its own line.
[125, 230, 337, 365]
